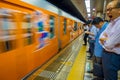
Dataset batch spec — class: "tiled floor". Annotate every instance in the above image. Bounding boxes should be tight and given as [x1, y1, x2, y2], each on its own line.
[84, 49, 120, 80]
[84, 53, 93, 80]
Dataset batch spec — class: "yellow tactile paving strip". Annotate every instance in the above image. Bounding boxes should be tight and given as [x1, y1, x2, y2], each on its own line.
[67, 46, 87, 80]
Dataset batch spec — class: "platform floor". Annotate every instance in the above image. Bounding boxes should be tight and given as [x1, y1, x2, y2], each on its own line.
[23, 35, 120, 80]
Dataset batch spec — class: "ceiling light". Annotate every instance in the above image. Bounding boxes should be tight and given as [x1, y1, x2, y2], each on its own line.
[93, 8, 95, 11]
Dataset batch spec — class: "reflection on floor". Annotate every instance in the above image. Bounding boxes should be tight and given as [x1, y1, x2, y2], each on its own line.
[84, 48, 120, 80]
[84, 53, 93, 80]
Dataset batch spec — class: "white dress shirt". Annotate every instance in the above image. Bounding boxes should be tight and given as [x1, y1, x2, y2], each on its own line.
[99, 17, 120, 54]
[89, 25, 98, 40]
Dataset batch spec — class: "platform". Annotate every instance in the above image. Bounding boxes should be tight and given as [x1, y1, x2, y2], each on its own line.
[23, 35, 120, 80]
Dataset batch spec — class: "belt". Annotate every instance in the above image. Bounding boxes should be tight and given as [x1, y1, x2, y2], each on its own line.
[103, 49, 120, 55]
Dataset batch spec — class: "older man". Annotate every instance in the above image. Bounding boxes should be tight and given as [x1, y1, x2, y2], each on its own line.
[99, 0, 120, 80]
[85, 20, 98, 59]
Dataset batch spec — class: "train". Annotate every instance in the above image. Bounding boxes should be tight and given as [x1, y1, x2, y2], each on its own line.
[0, 0, 84, 80]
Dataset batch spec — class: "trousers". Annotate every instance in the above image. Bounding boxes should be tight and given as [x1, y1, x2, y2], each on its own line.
[102, 50, 120, 80]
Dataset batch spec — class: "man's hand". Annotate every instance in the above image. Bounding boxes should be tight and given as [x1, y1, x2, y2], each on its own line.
[99, 33, 108, 44]
[103, 33, 108, 37]
[99, 37, 108, 45]
[85, 31, 94, 36]
[85, 31, 90, 34]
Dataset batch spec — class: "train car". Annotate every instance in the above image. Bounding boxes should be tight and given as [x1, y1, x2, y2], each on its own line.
[0, 0, 84, 80]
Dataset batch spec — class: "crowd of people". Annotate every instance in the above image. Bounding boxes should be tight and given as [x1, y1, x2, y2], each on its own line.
[83, 0, 120, 80]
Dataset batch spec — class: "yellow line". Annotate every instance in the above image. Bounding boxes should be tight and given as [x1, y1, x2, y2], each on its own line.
[67, 46, 87, 80]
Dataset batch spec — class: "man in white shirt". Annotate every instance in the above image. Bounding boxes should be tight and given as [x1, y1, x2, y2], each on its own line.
[99, 0, 120, 80]
[83, 24, 89, 45]
[85, 20, 98, 59]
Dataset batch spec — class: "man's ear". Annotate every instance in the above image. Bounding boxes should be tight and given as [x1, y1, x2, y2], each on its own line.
[118, 9, 120, 15]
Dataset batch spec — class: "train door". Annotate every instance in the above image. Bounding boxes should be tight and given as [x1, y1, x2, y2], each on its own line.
[59, 16, 70, 48]
[73, 21, 78, 38]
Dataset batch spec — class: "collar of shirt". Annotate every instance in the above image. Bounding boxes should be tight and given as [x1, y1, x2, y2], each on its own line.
[110, 17, 120, 25]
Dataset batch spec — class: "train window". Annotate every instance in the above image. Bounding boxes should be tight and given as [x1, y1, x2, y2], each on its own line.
[63, 19, 67, 34]
[22, 14, 33, 46]
[0, 8, 17, 53]
[49, 15, 55, 38]
[74, 22, 77, 31]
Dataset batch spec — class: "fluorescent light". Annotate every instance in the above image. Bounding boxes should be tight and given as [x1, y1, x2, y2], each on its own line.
[93, 8, 95, 11]
[85, 0, 90, 15]
[88, 14, 91, 17]
[87, 8, 90, 13]
[85, 0, 90, 8]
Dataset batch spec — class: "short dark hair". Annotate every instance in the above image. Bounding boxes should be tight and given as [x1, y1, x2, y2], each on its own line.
[86, 20, 92, 25]
[104, 20, 109, 22]
[92, 17, 103, 25]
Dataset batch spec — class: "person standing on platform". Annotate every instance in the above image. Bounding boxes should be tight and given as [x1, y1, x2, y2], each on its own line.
[99, 0, 120, 80]
[85, 20, 98, 59]
[83, 24, 89, 45]
[92, 17, 108, 80]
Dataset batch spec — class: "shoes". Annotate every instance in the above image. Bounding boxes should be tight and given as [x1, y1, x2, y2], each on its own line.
[92, 77, 104, 80]
[87, 55, 90, 57]
[83, 44, 87, 46]
[88, 57, 93, 60]
[86, 50, 90, 53]
[87, 70, 93, 73]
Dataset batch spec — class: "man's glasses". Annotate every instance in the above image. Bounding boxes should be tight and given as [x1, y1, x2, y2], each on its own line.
[106, 7, 119, 12]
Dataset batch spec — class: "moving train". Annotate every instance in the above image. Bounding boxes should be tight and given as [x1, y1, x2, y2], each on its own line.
[0, 0, 84, 80]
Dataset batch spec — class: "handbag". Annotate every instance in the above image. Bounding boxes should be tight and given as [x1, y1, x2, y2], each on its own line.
[93, 62, 104, 78]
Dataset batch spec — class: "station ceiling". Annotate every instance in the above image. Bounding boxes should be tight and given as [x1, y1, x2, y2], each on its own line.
[47, 0, 112, 22]
[46, 0, 87, 23]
